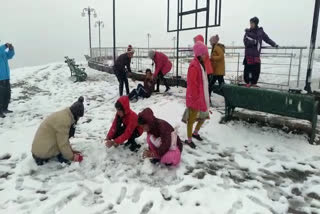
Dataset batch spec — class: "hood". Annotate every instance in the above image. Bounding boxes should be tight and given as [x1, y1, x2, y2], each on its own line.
[194, 34, 204, 43]
[193, 42, 209, 57]
[138, 108, 155, 126]
[245, 27, 263, 33]
[117, 96, 130, 115]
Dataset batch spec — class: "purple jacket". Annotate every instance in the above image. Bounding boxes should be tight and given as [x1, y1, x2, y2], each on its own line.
[243, 27, 277, 58]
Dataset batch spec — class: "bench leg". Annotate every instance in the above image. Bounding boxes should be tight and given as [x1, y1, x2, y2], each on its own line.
[310, 101, 319, 144]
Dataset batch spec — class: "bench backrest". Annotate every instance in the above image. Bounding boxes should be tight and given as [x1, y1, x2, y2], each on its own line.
[222, 84, 317, 121]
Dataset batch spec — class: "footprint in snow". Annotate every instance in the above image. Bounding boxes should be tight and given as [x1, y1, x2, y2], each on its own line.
[226, 200, 243, 214]
[176, 185, 197, 193]
[140, 201, 153, 214]
[15, 177, 24, 191]
[0, 153, 11, 160]
[131, 187, 144, 203]
[116, 187, 127, 205]
[160, 187, 172, 201]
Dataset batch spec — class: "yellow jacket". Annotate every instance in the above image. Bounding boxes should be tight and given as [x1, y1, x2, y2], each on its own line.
[210, 43, 225, 76]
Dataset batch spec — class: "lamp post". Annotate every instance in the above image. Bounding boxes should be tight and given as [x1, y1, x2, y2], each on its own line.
[82, 7, 97, 58]
[95, 21, 104, 60]
[147, 33, 151, 49]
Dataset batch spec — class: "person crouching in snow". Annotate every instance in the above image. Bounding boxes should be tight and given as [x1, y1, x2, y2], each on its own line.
[105, 96, 143, 152]
[138, 108, 183, 166]
[128, 69, 154, 102]
[148, 50, 172, 93]
[31, 97, 85, 165]
[183, 42, 210, 149]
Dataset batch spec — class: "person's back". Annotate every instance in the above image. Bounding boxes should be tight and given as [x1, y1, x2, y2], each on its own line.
[32, 108, 75, 160]
[114, 53, 130, 72]
[212, 43, 225, 76]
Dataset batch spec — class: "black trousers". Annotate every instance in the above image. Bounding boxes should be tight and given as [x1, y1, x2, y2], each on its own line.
[113, 122, 141, 145]
[32, 154, 70, 166]
[156, 72, 169, 91]
[211, 75, 225, 86]
[0, 80, 11, 112]
[115, 70, 129, 96]
[243, 58, 261, 84]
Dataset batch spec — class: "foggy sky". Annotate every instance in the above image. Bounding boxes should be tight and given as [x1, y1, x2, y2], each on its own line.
[0, 0, 316, 68]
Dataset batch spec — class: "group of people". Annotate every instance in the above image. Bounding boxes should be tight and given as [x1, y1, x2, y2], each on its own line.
[0, 17, 277, 166]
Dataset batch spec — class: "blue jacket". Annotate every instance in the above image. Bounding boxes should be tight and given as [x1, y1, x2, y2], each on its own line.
[0, 45, 15, 81]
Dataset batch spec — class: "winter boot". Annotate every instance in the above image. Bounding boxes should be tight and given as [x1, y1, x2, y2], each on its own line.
[3, 109, 13, 114]
[165, 87, 171, 92]
[129, 141, 141, 152]
[184, 140, 196, 149]
[192, 134, 203, 141]
[0, 111, 5, 118]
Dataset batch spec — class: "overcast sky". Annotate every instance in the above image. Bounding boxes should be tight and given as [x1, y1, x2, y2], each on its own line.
[0, 0, 317, 68]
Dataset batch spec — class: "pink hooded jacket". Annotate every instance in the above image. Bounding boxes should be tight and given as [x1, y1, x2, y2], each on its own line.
[193, 35, 214, 75]
[153, 51, 172, 78]
[186, 42, 210, 112]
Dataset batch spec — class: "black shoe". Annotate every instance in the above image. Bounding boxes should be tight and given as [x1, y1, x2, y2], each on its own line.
[0, 112, 6, 118]
[184, 140, 196, 149]
[165, 87, 170, 92]
[192, 134, 203, 141]
[150, 159, 160, 164]
[124, 141, 131, 147]
[154, 89, 160, 93]
[3, 109, 13, 114]
[129, 142, 141, 152]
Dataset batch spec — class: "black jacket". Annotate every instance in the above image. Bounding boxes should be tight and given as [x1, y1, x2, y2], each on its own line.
[114, 53, 132, 73]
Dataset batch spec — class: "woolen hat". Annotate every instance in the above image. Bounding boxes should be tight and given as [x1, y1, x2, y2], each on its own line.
[70, 96, 84, 118]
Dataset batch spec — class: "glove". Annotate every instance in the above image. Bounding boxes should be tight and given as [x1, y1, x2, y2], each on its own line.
[274, 44, 279, 48]
[73, 153, 83, 162]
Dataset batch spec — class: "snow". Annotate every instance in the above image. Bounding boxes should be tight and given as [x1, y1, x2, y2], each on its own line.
[1, 63, 320, 213]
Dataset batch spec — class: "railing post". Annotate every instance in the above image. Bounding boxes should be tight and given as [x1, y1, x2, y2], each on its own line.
[287, 52, 293, 87]
[297, 48, 303, 88]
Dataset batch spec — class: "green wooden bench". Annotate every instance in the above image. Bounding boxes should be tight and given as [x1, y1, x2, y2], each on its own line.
[64, 57, 87, 82]
[222, 84, 319, 144]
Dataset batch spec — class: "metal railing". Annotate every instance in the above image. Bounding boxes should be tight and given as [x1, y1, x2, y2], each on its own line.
[90, 46, 307, 89]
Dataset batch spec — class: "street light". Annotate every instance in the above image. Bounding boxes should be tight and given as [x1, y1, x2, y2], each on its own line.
[147, 33, 151, 49]
[82, 6, 97, 58]
[95, 21, 104, 60]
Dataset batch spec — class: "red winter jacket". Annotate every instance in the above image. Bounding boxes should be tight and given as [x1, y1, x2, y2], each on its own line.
[193, 34, 214, 75]
[186, 57, 208, 112]
[153, 52, 172, 78]
[138, 108, 183, 157]
[107, 96, 143, 144]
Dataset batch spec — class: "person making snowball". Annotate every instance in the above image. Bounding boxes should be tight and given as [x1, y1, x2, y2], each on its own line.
[0, 43, 15, 118]
[128, 69, 154, 102]
[105, 96, 143, 152]
[138, 108, 183, 166]
[243, 17, 278, 87]
[148, 50, 172, 93]
[114, 46, 135, 96]
[31, 97, 85, 165]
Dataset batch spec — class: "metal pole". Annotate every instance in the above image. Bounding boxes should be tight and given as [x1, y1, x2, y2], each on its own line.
[287, 52, 293, 87]
[205, 0, 210, 45]
[297, 49, 303, 88]
[99, 22, 101, 60]
[113, 0, 116, 65]
[176, 0, 180, 87]
[305, 0, 320, 93]
[88, 7, 92, 57]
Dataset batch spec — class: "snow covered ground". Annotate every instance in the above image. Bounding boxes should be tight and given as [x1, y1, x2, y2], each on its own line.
[1, 63, 320, 214]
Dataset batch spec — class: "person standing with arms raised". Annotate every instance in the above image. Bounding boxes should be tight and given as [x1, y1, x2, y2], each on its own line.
[0, 43, 15, 118]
